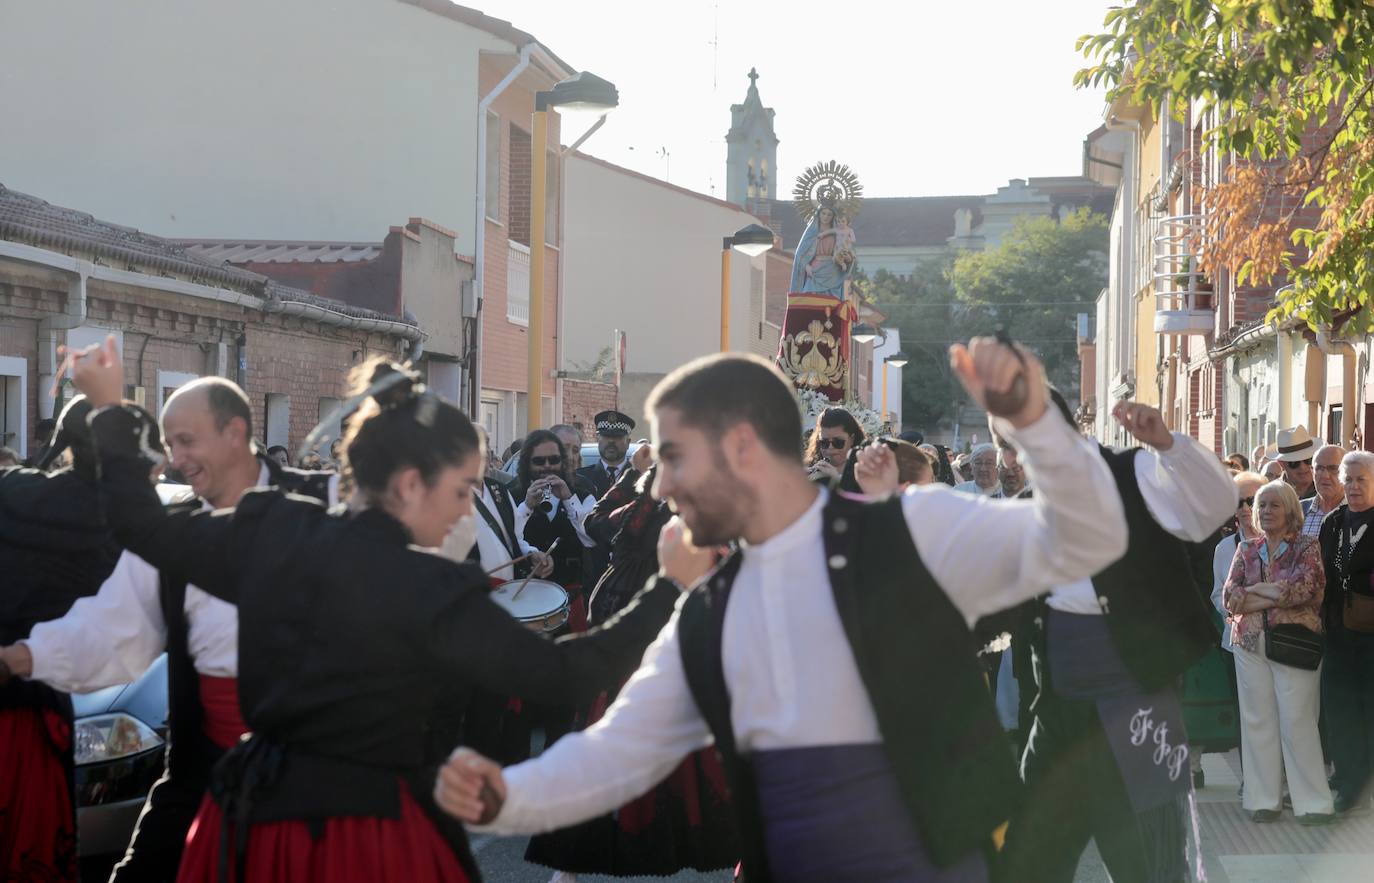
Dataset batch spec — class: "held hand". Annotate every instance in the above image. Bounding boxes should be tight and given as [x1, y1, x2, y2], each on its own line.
[524, 479, 549, 509]
[807, 459, 840, 482]
[60, 334, 123, 408]
[0, 645, 33, 685]
[855, 445, 900, 497]
[949, 336, 1047, 429]
[546, 477, 572, 501]
[631, 444, 654, 473]
[1112, 401, 1173, 451]
[657, 516, 715, 588]
[435, 748, 506, 824]
[530, 551, 554, 579]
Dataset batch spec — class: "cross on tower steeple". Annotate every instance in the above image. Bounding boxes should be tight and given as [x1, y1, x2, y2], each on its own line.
[748, 67, 759, 86]
[725, 68, 779, 205]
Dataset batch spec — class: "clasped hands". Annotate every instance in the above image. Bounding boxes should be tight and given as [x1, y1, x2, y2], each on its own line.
[436, 747, 506, 825]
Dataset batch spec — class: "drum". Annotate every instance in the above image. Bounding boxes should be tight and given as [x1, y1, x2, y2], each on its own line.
[489, 579, 570, 633]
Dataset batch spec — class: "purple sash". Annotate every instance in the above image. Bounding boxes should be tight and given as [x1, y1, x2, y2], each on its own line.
[753, 743, 989, 883]
[1048, 610, 1192, 813]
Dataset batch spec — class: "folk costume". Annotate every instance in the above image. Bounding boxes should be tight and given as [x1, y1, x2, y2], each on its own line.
[20, 457, 334, 882]
[997, 435, 1235, 883]
[0, 399, 128, 883]
[474, 408, 1129, 883]
[525, 464, 738, 877]
[83, 404, 679, 883]
[0, 466, 120, 883]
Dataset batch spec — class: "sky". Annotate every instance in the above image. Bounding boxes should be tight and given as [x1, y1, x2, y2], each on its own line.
[480, 0, 1116, 200]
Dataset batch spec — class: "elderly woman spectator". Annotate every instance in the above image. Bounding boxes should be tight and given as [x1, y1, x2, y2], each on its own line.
[1224, 480, 1334, 824]
[1213, 472, 1268, 652]
[1319, 450, 1374, 814]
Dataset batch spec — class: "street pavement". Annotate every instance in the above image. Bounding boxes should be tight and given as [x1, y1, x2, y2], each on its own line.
[474, 751, 1374, 883]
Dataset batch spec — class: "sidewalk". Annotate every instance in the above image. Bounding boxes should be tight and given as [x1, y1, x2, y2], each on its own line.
[1076, 750, 1374, 883]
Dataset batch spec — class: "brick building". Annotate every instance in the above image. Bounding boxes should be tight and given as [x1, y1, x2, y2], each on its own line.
[0, 185, 421, 460]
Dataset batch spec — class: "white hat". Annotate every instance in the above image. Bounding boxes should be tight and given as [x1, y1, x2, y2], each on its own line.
[1274, 426, 1323, 462]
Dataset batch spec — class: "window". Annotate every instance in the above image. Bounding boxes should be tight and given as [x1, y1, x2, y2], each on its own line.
[265, 394, 290, 449]
[0, 356, 26, 458]
[427, 361, 460, 404]
[156, 370, 200, 415]
[485, 112, 501, 222]
[507, 242, 530, 325]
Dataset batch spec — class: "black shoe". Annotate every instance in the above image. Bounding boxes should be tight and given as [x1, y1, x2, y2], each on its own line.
[1251, 809, 1281, 823]
[1193, 769, 1206, 789]
[1336, 795, 1371, 815]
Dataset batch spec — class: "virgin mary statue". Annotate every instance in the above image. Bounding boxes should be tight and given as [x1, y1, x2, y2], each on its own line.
[788, 204, 854, 297]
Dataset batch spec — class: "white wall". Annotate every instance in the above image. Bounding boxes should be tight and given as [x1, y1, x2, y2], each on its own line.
[0, 0, 509, 244]
[563, 155, 763, 376]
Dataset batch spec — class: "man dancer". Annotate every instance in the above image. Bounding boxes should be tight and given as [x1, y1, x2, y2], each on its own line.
[0, 377, 333, 883]
[437, 339, 1129, 882]
[995, 393, 1236, 883]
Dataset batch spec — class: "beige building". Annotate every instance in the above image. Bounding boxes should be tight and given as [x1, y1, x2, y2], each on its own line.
[562, 153, 777, 430]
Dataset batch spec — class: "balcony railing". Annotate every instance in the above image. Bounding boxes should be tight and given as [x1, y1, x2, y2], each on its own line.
[1152, 214, 1214, 336]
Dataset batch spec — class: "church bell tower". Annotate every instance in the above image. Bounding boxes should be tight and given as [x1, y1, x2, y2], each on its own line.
[725, 68, 780, 205]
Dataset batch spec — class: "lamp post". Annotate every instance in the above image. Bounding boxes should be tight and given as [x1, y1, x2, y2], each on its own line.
[719, 224, 774, 352]
[528, 72, 618, 431]
[882, 350, 909, 423]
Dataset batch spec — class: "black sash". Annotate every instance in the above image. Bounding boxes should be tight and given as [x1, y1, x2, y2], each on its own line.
[473, 494, 518, 559]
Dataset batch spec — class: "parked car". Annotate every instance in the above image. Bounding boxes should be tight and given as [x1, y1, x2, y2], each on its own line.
[73, 481, 188, 859]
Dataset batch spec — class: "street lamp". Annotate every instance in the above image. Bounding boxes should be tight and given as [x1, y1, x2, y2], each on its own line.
[719, 224, 775, 352]
[882, 350, 909, 423]
[851, 322, 878, 345]
[528, 72, 619, 431]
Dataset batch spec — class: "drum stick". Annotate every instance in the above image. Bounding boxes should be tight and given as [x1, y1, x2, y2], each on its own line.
[512, 539, 559, 600]
[483, 551, 537, 577]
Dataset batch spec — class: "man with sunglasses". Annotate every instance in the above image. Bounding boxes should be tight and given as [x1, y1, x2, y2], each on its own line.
[516, 430, 597, 589]
[1275, 426, 1321, 500]
[1303, 444, 1346, 537]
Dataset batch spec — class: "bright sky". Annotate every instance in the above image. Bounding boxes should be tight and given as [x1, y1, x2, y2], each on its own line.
[481, 0, 1114, 200]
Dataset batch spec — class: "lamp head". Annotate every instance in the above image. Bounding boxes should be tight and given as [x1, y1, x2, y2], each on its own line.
[728, 223, 775, 257]
[851, 323, 878, 345]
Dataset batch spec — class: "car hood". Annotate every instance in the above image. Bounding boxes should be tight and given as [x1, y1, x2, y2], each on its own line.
[71, 683, 127, 717]
[70, 654, 169, 732]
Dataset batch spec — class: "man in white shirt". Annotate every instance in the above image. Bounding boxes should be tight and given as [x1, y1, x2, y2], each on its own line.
[0, 378, 334, 883]
[436, 339, 1129, 881]
[997, 391, 1237, 883]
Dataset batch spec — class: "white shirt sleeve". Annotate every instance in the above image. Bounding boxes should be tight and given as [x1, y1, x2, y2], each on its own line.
[475, 604, 712, 835]
[22, 551, 169, 693]
[566, 493, 598, 548]
[905, 408, 1129, 626]
[1135, 433, 1238, 542]
[1211, 535, 1237, 617]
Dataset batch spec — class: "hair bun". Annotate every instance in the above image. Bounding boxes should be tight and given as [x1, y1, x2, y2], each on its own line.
[368, 362, 421, 409]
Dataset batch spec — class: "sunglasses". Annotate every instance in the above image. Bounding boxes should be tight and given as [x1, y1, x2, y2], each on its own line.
[1283, 458, 1312, 469]
[1238, 496, 1255, 508]
[817, 438, 850, 450]
[530, 455, 562, 466]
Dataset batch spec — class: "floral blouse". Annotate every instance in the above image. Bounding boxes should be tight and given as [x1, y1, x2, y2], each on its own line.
[1222, 533, 1325, 654]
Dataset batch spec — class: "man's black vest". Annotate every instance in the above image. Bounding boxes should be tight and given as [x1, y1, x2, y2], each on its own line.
[676, 493, 1019, 882]
[158, 460, 333, 783]
[1080, 447, 1218, 692]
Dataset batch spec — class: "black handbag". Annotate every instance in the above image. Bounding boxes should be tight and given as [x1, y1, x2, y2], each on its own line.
[1258, 557, 1324, 670]
[1263, 610, 1324, 670]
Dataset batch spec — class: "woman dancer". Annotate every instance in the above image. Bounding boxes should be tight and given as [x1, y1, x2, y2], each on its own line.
[64, 337, 690, 883]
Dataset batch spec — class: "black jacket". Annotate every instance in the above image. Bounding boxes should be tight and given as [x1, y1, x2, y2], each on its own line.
[90, 406, 678, 882]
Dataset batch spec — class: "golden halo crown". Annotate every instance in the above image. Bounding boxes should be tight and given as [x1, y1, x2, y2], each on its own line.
[793, 160, 864, 224]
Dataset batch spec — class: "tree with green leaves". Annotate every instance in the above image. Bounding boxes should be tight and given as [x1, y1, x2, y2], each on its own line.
[856, 208, 1108, 430]
[949, 209, 1109, 396]
[1077, 1, 1374, 331]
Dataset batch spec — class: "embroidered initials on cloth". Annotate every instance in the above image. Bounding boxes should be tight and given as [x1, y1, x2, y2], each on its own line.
[1129, 706, 1188, 782]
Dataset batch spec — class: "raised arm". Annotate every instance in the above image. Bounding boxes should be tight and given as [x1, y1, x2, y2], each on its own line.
[1134, 433, 1238, 541]
[908, 408, 1127, 625]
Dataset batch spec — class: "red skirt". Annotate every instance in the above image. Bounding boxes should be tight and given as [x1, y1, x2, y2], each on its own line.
[0, 705, 76, 883]
[174, 781, 470, 883]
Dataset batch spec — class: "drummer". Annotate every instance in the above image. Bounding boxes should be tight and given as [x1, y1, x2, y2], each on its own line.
[459, 428, 553, 583]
